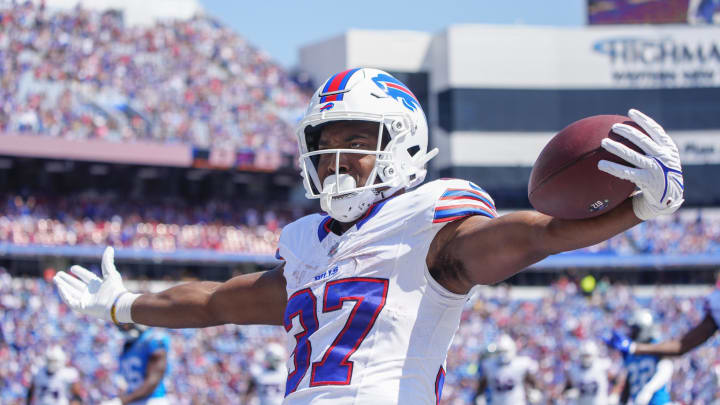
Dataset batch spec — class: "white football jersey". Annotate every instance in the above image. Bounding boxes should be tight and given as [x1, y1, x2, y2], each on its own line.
[569, 359, 611, 405]
[253, 367, 287, 405]
[705, 288, 720, 327]
[31, 367, 78, 405]
[482, 356, 538, 405]
[277, 179, 497, 405]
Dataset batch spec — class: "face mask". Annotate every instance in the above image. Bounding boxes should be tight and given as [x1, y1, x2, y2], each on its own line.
[46, 360, 61, 374]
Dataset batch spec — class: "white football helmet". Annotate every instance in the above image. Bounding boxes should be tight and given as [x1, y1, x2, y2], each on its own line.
[629, 309, 656, 343]
[496, 334, 517, 365]
[45, 346, 66, 374]
[296, 67, 438, 222]
[579, 341, 598, 368]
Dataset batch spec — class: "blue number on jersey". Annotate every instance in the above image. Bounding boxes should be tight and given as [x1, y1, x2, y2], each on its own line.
[119, 329, 170, 398]
[283, 278, 389, 395]
[283, 288, 319, 395]
[624, 353, 670, 405]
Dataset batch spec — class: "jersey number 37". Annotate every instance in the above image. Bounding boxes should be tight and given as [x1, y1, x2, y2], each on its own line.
[283, 277, 389, 396]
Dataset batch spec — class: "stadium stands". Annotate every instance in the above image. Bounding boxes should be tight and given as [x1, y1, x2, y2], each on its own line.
[0, 2, 305, 161]
[2, 271, 718, 404]
[0, 193, 295, 255]
[1, 192, 718, 261]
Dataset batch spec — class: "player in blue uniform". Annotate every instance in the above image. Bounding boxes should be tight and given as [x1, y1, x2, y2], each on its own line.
[607, 279, 720, 359]
[102, 324, 170, 405]
[612, 310, 672, 405]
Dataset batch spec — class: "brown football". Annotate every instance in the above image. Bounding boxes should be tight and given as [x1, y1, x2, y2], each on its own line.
[528, 115, 647, 219]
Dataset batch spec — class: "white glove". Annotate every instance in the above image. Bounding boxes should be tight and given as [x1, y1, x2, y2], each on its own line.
[608, 392, 620, 405]
[99, 399, 123, 405]
[597, 108, 684, 220]
[53, 246, 139, 324]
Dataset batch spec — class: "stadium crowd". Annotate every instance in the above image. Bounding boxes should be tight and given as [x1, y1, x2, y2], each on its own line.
[2, 192, 719, 257]
[0, 1, 306, 166]
[579, 209, 720, 256]
[2, 268, 719, 404]
[0, 193, 303, 255]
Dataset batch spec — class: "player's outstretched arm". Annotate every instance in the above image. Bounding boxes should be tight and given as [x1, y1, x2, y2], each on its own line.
[631, 313, 717, 356]
[54, 247, 287, 327]
[132, 265, 287, 327]
[429, 199, 640, 291]
[428, 109, 682, 293]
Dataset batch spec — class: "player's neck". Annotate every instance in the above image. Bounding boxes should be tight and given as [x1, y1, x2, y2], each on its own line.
[329, 189, 405, 234]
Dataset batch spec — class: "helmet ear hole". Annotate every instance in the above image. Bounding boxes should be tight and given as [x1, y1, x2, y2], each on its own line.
[304, 125, 324, 152]
[381, 127, 391, 149]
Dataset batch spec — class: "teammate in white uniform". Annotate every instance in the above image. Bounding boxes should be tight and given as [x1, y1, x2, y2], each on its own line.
[561, 341, 619, 405]
[245, 343, 287, 405]
[53, 68, 686, 405]
[27, 346, 82, 405]
[476, 335, 540, 405]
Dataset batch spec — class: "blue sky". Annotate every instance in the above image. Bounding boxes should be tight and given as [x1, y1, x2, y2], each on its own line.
[200, 1, 586, 68]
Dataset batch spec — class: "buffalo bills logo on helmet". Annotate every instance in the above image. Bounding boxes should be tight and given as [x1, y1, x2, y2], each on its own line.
[371, 74, 419, 112]
[320, 102, 335, 112]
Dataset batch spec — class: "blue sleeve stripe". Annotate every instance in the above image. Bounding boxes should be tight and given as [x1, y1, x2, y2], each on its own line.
[440, 189, 495, 210]
[433, 207, 495, 223]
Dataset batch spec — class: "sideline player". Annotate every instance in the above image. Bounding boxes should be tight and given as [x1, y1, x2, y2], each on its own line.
[611, 310, 672, 405]
[244, 343, 287, 405]
[53, 68, 685, 404]
[101, 324, 170, 405]
[475, 335, 541, 404]
[27, 346, 83, 405]
[474, 343, 497, 404]
[560, 341, 619, 405]
[606, 278, 720, 358]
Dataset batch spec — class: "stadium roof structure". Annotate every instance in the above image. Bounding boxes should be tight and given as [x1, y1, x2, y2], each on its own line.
[32, 0, 202, 25]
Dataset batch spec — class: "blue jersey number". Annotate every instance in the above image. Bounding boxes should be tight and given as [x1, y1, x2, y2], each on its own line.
[283, 278, 389, 395]
[627, 358, 656, 396]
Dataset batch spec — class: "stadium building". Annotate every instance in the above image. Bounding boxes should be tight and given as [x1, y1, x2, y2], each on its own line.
[300, 24, 720, 209]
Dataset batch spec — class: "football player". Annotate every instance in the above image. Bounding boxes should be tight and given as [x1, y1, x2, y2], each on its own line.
[474, 342, 497, 405]
[560, 341, 619, 405]
[476, 335, 541, 405]
[610, 310, 672, 405]
[26, 346, 83, 405]
[244, 343, 287, 405]
[606, 278, 720, 358]
[101, 324, 170, 405]
[54, 68, 684, 404]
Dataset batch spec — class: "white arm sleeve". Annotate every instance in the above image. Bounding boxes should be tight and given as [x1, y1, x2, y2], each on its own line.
[638, 358, 673, 395]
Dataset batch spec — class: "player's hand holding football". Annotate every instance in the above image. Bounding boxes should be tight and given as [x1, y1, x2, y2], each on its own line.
[53, 246, 139, 324]
[597, 108, 684, 221]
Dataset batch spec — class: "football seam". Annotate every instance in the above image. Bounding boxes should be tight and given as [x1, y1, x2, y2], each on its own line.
[528, 147, 603, 198]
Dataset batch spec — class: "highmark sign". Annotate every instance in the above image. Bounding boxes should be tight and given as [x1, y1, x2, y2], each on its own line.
[592, 37, 720, 87]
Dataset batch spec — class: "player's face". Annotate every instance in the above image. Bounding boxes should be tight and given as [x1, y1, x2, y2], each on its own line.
[316, 121, 379, 187]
